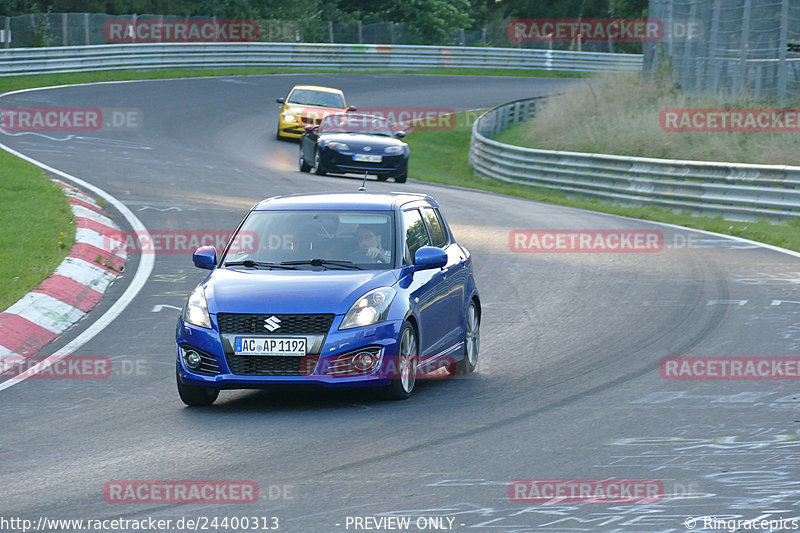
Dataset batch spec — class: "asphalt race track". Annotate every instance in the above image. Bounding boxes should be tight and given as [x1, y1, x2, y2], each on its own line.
[2, 74, 800, 532]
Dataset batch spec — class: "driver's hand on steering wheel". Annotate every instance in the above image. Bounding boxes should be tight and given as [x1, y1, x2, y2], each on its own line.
[365, 246, 389, 262]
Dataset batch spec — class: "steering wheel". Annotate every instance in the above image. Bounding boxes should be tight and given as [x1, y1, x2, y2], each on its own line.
[347, 249, 387, 263]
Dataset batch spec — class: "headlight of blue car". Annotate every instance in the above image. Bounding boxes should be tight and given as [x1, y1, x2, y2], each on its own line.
[185, 285, 212, 329]
[329, 142, 350, 151]
[384, 145, 403, 154]
[340, 287, 397, 329]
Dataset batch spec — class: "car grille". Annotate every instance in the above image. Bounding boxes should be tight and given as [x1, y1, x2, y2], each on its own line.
[217, 313, 334, 334]
[225, 354, 319, 376]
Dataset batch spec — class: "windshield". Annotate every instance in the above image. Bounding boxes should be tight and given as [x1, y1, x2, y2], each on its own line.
[222, 210, 395, 270]
[287, 89, 345, 108]
[319, 114, 394, 136]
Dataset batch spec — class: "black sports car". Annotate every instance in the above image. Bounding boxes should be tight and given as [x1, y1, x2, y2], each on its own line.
[299, 113, 409, 183]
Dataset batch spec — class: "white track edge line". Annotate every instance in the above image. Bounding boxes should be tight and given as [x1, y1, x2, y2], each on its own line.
[0, 140, 154, 391]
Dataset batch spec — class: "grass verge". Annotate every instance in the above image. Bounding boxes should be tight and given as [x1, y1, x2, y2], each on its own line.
[495, 72, 800, 166]
[406, 110, 800, 252]
[0, 151, 75, 311]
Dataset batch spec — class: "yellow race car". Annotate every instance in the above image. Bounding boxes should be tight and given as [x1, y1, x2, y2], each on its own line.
[276, 85, 354, 140]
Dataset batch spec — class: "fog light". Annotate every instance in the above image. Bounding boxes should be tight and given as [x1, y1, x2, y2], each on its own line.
[352, 352, 375, 372]
[184, 350, 202, 370]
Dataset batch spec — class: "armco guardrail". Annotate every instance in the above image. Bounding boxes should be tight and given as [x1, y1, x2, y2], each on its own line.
[469, 96, 800, 222]
[0, 42, 642, 77]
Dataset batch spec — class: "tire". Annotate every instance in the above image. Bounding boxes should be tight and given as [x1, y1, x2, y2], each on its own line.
[376, 175, 389, 182]
[176, 369, 219, 406]
[455, 300, 480, 374]
[382, 323, 418, 400]
[394, 171, 407, 183]
[299, 147, 311, 172]
[314, 150, 327, 176]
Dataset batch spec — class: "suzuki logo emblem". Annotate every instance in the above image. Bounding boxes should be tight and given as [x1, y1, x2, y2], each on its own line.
[264, 316, 282, 332]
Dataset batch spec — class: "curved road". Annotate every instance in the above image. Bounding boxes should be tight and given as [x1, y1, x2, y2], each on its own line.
[1, 74, 799, 532]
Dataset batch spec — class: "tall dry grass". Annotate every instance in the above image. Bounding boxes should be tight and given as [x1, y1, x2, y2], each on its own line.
[511, 72, 800, 166]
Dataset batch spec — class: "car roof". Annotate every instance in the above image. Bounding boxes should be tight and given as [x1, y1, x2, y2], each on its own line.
[253, 192, 439, 211]
[289, 85, 344, 95]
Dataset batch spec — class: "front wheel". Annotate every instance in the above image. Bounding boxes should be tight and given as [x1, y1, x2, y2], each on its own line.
[455, 300, 480, 374]
[382, 323, 418, 400]
[176, 369, 219, 406]
[394, 171, 407, 183]
[314, 150, 327, 176]
[299, 147, 311, 172]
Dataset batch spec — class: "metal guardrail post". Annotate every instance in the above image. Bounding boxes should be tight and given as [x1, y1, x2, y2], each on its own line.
[778, 0, 789, 99]
[735, 0, 752, 97]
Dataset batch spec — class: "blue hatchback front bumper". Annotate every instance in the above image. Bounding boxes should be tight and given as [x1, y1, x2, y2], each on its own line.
[176, 315, 404, 389]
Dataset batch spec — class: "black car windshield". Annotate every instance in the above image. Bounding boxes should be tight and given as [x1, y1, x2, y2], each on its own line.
[319, 114, 394, 136]
[287, 89, 345, 108]
[222, 210, 395, 270]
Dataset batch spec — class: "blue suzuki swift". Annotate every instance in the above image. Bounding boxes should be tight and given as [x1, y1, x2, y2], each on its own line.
[176, 192, 480, 405]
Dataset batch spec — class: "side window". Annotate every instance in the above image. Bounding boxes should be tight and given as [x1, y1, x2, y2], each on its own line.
[402, 209, 430, 262]
[421, 208, 448, 248]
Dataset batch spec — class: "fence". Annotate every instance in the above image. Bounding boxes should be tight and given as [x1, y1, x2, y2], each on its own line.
[470, 96, 800, 222]
[0, 13, 639, 53]
[0, 43, 643, 77]
[644, 0, 800, 100]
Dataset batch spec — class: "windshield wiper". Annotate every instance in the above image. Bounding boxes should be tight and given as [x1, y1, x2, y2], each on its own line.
[280, 259, 363, 270]
[223, 260, 298, 270]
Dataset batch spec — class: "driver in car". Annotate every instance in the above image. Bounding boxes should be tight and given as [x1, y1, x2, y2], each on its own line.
[354, 225, 391, 263]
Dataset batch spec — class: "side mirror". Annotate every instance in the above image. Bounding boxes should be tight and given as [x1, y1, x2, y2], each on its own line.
[395, 131, 406, 139]
[303, 124, 317, 132]
[193, 246, 217, 270]
[276, 97, 285, 104]
[347, 105, 357, 112]
[413, 246, 447, 270]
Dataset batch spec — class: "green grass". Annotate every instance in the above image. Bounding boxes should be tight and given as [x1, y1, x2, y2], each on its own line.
[498, 72, 800, 166]
[0, 67, 585, 95]
[406, 110, 800, 253]
[0, 151, 75, 311]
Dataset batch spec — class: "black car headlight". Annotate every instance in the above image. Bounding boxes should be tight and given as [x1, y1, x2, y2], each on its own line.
[329, 142, 350, 151]
[340, 287, 396, 329]
[384, 145, 403, 154]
